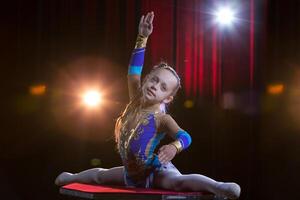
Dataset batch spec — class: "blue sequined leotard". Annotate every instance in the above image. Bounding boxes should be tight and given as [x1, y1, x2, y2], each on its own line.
[118, 112, 165, 188]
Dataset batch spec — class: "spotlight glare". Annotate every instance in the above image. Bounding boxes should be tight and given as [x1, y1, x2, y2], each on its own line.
[184, 100, 194, 109]
[267, 84, 284, 95]
[82, 90, 102, 107]
[30, 84, 46, 95]
[215, 7, 235, 26]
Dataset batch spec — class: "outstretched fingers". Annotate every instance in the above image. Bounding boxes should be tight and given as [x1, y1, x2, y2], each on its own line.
[139, 15, 144, 25]
[148, 11, 154, 24]
[143, 11, 154, 24]
[138, 12, 154, 37]
[144, 12, 151, 23]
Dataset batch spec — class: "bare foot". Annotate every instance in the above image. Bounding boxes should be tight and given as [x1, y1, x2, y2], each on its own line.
[55, 172, 74, 186]
[215, 182, 241, 199]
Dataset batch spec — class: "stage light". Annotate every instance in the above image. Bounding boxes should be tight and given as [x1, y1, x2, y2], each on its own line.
[90, 158, 101, 167]
[267, 84, 284, 95]
[215, 7, 235, 26]
[82, 90, 102, 107]
[29, 84, 46, 95]
[184, 100, 194, 109]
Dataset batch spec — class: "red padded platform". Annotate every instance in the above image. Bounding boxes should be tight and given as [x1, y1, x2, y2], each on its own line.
[60, 183, 220, 200]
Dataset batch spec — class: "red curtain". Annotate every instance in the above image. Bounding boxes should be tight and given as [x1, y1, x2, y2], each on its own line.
[140, 0, 256, 99]
[76, 0, 257, 99]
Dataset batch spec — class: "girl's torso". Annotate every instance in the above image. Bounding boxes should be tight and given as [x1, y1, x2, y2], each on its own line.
[118, 111, 165, 186]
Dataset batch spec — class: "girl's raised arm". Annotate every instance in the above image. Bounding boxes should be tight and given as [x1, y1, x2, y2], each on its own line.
[127, 12, 154, 100]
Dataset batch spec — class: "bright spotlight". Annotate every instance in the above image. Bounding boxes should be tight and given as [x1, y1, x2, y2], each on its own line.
[82, 90, 102, 107]
[215, 7, 235, 26]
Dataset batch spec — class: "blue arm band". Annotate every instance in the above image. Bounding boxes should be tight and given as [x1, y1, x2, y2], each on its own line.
[175, 130, 192, 150]
[128, 66, 143, 75]
[128, 48, 145, 75]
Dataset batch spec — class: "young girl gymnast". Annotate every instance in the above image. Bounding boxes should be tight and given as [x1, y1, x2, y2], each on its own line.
[55, 11, 241, 199]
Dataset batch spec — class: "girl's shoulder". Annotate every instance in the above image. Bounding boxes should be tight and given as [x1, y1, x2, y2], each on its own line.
[154, 112, 173, 121]
[155, 113, 181, 136]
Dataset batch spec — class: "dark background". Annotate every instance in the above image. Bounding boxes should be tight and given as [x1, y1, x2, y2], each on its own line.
[1, 0, 299, 200]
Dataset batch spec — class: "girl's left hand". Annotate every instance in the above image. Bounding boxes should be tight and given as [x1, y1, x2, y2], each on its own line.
[139, 11, 154, 37]
[158, 144, 177, 165]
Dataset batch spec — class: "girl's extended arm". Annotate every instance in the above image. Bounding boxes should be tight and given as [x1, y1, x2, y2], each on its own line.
[127, 12, 154, 100]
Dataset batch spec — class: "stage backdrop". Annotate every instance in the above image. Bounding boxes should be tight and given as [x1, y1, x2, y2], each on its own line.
[78, 0, 260, 99]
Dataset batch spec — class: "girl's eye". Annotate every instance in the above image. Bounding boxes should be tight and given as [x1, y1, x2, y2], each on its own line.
[151, 77, 158, 82]
[161, 85, 167, 91]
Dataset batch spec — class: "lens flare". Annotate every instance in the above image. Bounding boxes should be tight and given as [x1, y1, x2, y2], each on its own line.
[267, 84, 284, 95]
[82, 90, 102, 107]
[215, 7, 235, 26]
[184, 100, 194, 109]
[29, 84, 46, 95]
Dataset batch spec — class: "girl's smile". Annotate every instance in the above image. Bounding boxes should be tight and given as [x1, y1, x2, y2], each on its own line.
[146, 88, 156, 97]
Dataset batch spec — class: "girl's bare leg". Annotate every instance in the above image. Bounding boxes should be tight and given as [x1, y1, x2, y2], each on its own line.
[55, 166, 125, 186]
[154, 170, 241, 199]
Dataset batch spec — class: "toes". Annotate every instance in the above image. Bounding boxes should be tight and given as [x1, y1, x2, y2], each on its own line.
[215, 182, 241, 199]
[55, 172, 73, 186]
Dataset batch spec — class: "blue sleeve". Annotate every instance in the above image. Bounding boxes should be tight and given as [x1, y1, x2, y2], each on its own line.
[128, 48, 145, 75]
[175, 130, 192, 150]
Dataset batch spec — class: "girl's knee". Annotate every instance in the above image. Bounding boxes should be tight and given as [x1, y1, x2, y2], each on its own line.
[95, 167, 124, 185]
[173, 175, 199, 191]
[172, 176, 185, 191]
[95, 168, 108, 184]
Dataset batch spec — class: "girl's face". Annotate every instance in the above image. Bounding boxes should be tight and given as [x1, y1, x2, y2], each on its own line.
[142, 68, 178, 105]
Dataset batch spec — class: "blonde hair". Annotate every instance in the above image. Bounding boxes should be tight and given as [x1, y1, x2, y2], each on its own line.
[114, 62, 181, 151]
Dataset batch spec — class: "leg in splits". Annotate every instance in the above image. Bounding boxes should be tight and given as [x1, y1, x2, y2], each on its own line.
[153, 166, 241, 199]
[55, 166, 125, 186]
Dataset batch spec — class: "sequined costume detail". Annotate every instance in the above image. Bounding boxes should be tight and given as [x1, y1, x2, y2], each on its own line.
[118, 112, 165, 188]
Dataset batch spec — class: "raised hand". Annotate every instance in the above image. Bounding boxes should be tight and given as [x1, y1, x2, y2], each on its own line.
[139, 11, 154, 37]
[158, 144, 177, 165]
